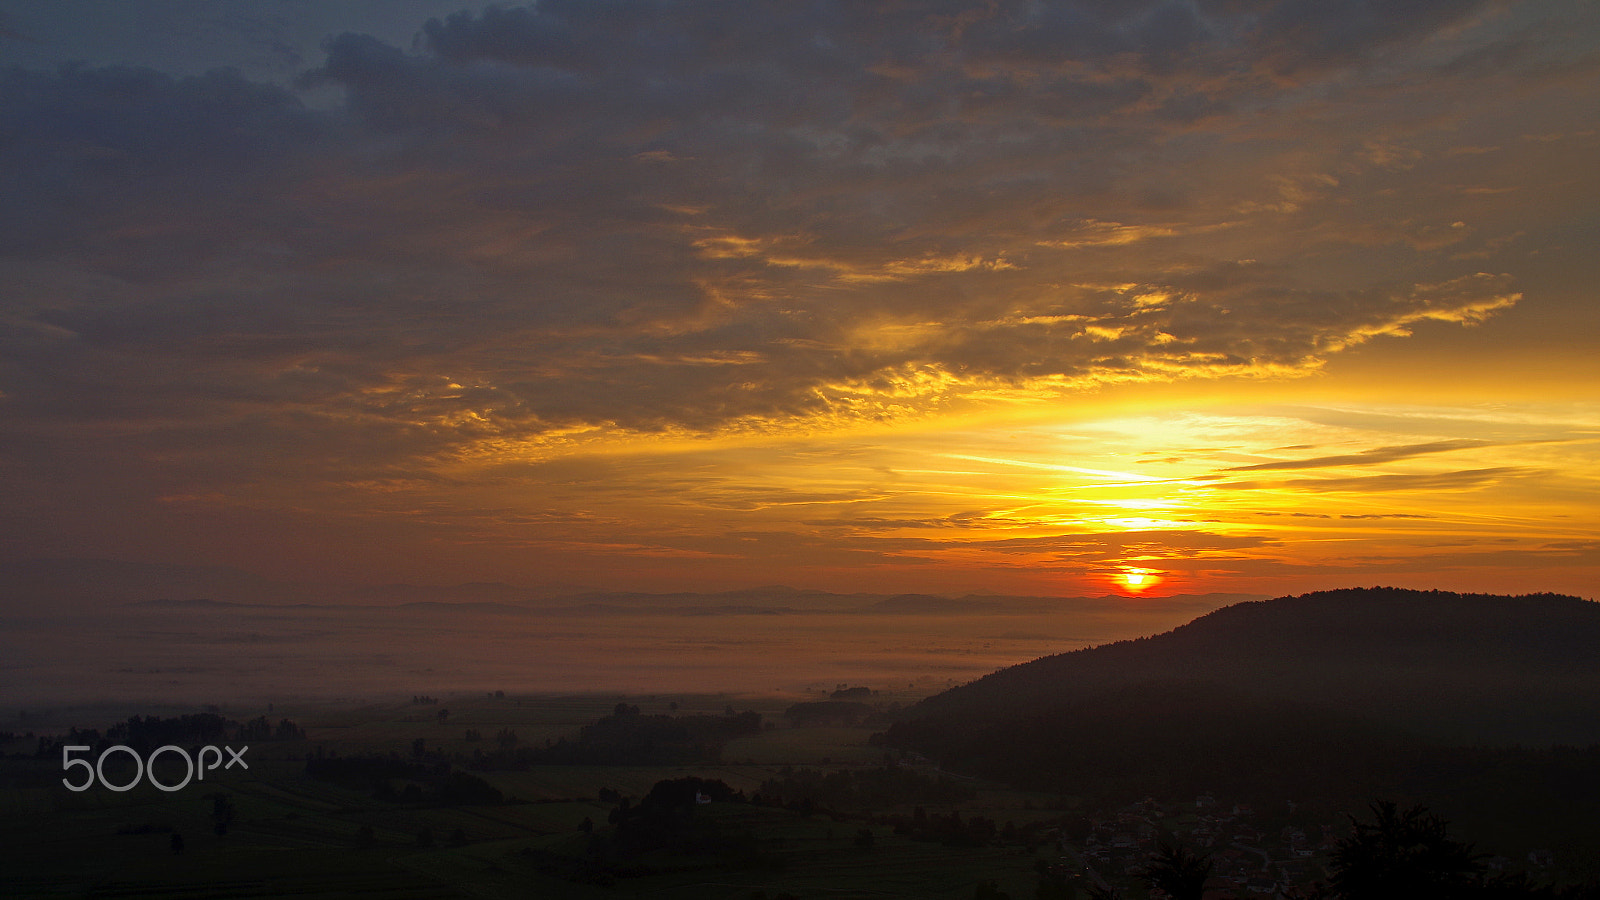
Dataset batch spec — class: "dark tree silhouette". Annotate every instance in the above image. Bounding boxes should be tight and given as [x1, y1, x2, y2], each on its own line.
[1033, 860, 1079, 900]
[1143, 841, 1212, 900]
[209, 793, 235, 836]
[1330, 801, 1484, 899]
[972, 880, 1011, 900]
[1082, 882, 1119, 900]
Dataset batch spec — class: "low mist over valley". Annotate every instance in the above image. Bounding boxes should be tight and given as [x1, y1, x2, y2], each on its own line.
[0, 557, 1262, 710]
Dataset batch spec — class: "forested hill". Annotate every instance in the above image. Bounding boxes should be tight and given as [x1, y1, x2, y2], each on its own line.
[896, 587, 1600, 749]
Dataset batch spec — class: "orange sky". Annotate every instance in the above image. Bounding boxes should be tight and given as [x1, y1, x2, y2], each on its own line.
[1, 1, 1596, 601]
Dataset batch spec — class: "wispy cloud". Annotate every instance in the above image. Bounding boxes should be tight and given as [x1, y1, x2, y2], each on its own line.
[1226, 439, 1495, 472]
[1226, 466, 1533, 494]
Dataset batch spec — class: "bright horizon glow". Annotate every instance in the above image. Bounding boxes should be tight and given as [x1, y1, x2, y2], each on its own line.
[318, 393, 1594, 599]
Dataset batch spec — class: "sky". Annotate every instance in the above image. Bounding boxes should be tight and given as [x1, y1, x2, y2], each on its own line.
[2, 0, 1597, 602]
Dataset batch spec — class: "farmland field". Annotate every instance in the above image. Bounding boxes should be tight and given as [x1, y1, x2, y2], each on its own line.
[0, 687, 1091, 899]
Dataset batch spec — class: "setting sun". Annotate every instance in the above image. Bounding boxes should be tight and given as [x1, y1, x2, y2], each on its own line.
[1121, 568, 1159, 592]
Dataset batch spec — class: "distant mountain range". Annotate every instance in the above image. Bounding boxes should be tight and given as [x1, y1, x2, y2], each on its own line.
[0, 556, 1262, 616]
[0, 557, 588, 610]
[886, 587, 1600, 802]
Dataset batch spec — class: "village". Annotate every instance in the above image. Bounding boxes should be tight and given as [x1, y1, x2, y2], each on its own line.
[1063, 795, 1553, 898]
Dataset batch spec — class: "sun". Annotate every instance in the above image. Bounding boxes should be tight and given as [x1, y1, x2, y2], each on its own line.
[1119, 567, 1160, 593]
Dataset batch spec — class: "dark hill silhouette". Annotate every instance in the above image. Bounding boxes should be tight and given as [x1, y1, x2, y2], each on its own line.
[885, 588, 1600, 809]
[900, 587, 1600, 747]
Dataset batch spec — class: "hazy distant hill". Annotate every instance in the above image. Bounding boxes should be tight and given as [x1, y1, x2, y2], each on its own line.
[886, 587, 1600, 800]
[867, 591, 1262, 614]
[0, 557, 303, 609]
[0, 557, 1261, 619]
[0, 557, 592, 610]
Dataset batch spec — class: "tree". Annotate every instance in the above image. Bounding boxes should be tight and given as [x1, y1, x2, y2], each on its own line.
[1142, 841, 1212, 900]
[1034, 860, 1080, 900]
[1329, 801, 1484, 899]
[209, 793, 236, 836]
[973, 880, 1011, 900]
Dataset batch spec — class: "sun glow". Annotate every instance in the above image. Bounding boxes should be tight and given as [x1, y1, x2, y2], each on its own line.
[1120, 568, 1160, 592]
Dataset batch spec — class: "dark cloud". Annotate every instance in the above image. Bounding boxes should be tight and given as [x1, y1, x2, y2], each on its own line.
[1211, 0, 1494, 78]
[967, 530, 1277, 559]
[0, 11, 30, 43]
[1226, 439, 1492, 471]
[0, 0, 1576, 501]
[0, 64, 319, 260]
[1227, 466, 1532, 493]
[803, 513, 1012, 531]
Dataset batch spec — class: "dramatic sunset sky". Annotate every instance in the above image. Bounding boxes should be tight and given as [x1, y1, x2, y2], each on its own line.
[2, 0, 1597, 602]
